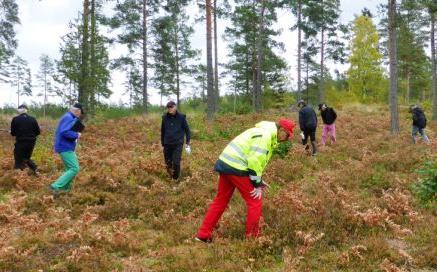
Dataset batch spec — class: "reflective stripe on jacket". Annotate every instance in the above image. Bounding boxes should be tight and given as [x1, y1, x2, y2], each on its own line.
[218, 121, 278, 185]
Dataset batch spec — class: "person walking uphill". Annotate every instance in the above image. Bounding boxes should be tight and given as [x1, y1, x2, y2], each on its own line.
[318, 103, 337, 145]
[10, 105, 40, 174]
[297, 100, 318, 155]
[410, 105, 430, 144]
[161, 101, 191, 180]
[195, 119, 295, 243]
[49, 103, 84, 197]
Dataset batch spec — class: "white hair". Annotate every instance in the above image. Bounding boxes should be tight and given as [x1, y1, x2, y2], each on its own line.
[17, 108, 27, 114]
[70, 106, 81, 113]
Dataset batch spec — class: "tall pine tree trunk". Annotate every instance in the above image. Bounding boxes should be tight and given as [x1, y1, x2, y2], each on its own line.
[319, 28, 325, 104]
[206, 0, 215, 120]
[431, 9, 437, 120]
[297, 0, 302, 98]
[406, 70, 410, 104]
[213, 0, 219, 112]
[79, 0, 90, 108]
[175, 26, 180, 107]
[388, 0, 399, 133]
[254, 0, 265, 113]
[90, 0, 97, 114]
[142, 0, 148, 113]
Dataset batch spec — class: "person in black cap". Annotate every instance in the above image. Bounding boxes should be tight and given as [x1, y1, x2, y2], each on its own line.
[161, 101, 191, 180]
[318, 103, 337, 145]
[10, 104, 41, 174]
[297, 100, 318, 156]
[49, 103, 84, 197]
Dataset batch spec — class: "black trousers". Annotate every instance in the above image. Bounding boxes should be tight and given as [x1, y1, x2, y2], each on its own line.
[14, 140, 37, 171]
[163, 144, 183, 179]
[302, 128, 316, 145]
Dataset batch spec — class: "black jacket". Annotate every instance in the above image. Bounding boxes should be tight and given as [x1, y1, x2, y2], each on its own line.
[412, 108, 427, 129]
[161, 111, 191, 146]
[321, 107, 337, 125]
[299, 106, 318, 131]
[10, 113, 40, 141]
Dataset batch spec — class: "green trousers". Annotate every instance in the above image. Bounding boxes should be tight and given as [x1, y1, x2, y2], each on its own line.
[51, 151, 80, 191]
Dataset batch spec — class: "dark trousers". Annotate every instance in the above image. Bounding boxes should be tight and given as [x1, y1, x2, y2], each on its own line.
[163, 144, 183, 179]
[14, 140, 37, 172]
[302, 128, 316, 145]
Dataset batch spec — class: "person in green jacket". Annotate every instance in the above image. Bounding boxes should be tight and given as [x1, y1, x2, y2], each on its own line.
[195, 119, 295, 243]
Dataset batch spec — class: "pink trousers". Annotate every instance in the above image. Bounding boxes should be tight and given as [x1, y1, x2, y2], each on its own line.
[321, 124, 336, 145]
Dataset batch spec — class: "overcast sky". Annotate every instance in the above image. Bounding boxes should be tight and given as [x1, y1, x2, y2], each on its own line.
[0, 0, 386, 107]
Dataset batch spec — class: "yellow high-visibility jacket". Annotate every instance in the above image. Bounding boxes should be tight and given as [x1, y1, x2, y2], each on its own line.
[219, 121, 278, 186]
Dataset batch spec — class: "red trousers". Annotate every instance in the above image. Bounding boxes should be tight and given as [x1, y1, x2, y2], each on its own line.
[197, 174, 263, 239]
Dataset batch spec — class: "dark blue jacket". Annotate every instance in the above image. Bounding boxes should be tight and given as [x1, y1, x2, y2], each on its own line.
[412, 108, 427, 129]
[54, 112, 79, 153]
[161, 111, 191, 146]
[10, 113, 40, 142]
[299, 105, 318, 131]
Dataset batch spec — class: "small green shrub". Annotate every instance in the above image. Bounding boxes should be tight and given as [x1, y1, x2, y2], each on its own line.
[412, 161, 437, 204]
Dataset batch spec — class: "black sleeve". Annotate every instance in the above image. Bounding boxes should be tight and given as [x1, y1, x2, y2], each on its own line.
[34, 118, 41, 136]
[10, 118, 16, 136]
[161, 117, 165, 146]
[183, 115, 191, 144]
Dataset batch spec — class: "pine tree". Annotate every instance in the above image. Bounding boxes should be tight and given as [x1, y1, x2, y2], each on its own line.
[37, 54, 56, 117]
[388, 0, 400, 133]
[9, 56, 32, 107]
[0, 0, 19, 63]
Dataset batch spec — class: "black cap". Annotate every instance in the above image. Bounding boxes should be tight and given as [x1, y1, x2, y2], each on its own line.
[73, 103, 85, 114]
[18, 104, 28, 110]
[166, 101, 176, 108]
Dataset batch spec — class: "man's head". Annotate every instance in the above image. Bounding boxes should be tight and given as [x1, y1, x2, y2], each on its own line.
[297, 99, 306, 108]
[17, 104, 28, 114]
[70, 103, 84, 118]
[166, 101, 177, 115]
[318, 103, 327, 111]
[277, 118, 295, 142]
[409, 104, 418, 113]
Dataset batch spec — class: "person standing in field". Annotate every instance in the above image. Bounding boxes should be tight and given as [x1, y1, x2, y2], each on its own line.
[318, 103, 337, 145]
[297, 100, 318, 156]
[195, 119, 295, 243]
[49, 103, 84, 197]
[161, 101, 191, 180]
[10, 104, 41, 175]
[409, 105, 430, 144]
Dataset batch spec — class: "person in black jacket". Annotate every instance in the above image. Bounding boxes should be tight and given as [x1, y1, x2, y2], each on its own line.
[318, 103, 337, 145]
[10, 105, 41, 174]
[161, 101, 191, 180]
[409, 105, 430, 144]
[297, 100, 318, 155]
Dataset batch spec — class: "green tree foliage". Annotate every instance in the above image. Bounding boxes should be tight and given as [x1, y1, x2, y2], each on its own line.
[9, 56, 32, 106]
[347, 15, 386, 102]
[37, 54, 56, 117]
[224, 0, 287, 111]
[0, 0, 19, 63]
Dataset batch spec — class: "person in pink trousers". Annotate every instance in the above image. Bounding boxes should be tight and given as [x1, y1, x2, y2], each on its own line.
[318, 104, 337, 145]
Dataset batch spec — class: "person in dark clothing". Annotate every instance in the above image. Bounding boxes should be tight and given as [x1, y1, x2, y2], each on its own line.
[10, 105, 40, 174]
[409, 105, 430, 144]
[161, 101, 191, 180]
[297, 100, 318, 155]
[318, 103, 337, 145]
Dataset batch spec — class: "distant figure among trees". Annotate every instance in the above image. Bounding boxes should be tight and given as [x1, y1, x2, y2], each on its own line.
[409, 105, 430, 144]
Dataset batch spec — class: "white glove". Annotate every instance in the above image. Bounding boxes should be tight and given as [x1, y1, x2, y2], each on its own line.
[185, 145, 191, 154]
[300, 132, 305, 140]
[250, 187, 263, 199]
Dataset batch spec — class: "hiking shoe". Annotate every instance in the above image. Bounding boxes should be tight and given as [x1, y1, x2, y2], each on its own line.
[47, 185, 60, 199]
[195, 237, 212, 244]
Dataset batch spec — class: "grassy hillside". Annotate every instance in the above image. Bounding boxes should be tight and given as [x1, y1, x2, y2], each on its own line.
[0, 106, 436, 271]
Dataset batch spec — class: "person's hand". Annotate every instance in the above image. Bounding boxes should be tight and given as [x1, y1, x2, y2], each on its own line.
[300, 132, 305, 140]
[77, 132, 81, 139]
[250, 181, 269, 199]
[185, 144, 191, 154]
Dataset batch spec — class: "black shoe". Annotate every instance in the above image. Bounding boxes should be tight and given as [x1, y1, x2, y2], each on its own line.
[47, 185, 60, 199]
[195, 237, 212, 244]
